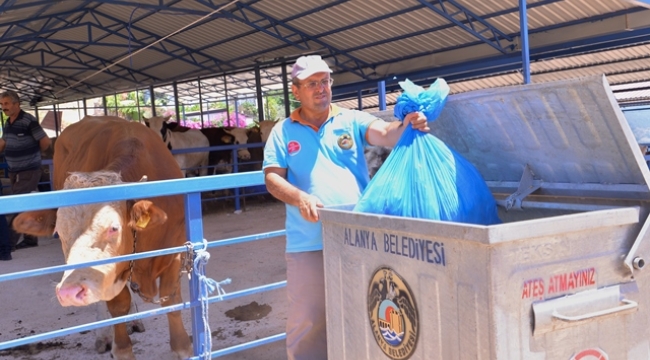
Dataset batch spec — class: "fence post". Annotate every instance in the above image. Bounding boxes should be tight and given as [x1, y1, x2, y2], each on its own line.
[185, 192, 208, 356]
[232, 149, 241, 213]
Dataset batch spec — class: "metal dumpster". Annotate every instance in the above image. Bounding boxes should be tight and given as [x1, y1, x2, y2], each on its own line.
[320, 75, 650, 360]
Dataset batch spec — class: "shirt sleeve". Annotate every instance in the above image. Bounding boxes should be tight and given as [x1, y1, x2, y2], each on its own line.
[263, 121, 287, 169]
[355, 110, 380, 148]
[28, 117, 48, 141]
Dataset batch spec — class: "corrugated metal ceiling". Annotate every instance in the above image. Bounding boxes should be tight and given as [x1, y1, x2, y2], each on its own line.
[0, 0, 648, 106]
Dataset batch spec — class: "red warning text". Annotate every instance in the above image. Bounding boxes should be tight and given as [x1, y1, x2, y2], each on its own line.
[522, 267, 596, 300]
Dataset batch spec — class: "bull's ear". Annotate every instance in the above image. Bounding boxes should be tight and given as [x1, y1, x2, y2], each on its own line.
[128, 200, 168, 231]
[220, 135, 233, 144]
[12, 210, 57, 237]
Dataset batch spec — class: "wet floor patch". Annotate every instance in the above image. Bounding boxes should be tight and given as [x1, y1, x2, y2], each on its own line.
[225, 301, 272, 321]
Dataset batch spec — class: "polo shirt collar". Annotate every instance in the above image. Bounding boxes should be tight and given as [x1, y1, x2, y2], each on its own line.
[290, 104, 341, 131]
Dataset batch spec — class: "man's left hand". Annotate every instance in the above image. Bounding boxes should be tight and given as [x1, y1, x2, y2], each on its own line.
[403, 112, 429, 132]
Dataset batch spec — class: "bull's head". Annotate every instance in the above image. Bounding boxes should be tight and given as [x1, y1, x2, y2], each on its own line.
[12, 171, 168, 307]
[224, 127, 251, 160]
[143, 115, 173, 149]
[258, 120, 278, 143]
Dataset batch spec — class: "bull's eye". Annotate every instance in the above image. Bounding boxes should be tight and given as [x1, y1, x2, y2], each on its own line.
[108, 224, 120, 234]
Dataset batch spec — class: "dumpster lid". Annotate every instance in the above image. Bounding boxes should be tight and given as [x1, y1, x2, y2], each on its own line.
[377, 75, 650, 200]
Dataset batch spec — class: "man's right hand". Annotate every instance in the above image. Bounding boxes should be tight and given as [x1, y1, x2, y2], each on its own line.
[298, 194, 323, 222]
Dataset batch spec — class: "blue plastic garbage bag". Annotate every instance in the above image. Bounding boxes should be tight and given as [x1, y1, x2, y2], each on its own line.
[353, 78, 501, 225]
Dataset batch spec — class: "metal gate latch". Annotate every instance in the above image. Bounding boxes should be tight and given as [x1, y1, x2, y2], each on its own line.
[505, 164, 542, 211]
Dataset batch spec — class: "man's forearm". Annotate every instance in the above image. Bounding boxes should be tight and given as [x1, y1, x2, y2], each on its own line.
[264, 172, 307, 208]
[39, 136, 51, 152]
[367, 120, 405, 148]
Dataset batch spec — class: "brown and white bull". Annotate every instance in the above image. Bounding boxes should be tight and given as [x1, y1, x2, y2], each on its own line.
[12, 116, 192, 359]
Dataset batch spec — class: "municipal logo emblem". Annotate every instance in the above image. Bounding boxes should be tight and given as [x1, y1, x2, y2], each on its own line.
[287, 140, 301, 155]
[337, 133, 353, 150]
[368, 267, 419, 359]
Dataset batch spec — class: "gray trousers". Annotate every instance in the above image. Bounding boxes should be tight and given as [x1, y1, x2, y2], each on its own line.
[8, 168, 42, 246]
[285, 250, 328, 360]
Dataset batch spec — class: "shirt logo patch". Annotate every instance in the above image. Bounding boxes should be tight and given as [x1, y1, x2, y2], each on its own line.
[287, 140, 301, 156]
[337, 134, 353, 150]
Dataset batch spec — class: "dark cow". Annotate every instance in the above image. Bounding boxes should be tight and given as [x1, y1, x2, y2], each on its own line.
[241, 126, 263, 172]
[12, 116, 192, 359]
[144, 116, 210, 177]
[239, 120, 277, 173]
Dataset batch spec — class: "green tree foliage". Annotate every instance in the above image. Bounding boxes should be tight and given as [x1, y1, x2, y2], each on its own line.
[238, 100, 258, 119]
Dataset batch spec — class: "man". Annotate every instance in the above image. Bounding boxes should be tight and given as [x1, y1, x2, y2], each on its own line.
[0, 213, 10, 260]
[0, 90, 51, 249]
[263, 55, 429, 360]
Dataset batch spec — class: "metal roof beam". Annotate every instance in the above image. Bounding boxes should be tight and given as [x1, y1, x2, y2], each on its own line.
[192, 0, 349, 54]
[37, 47, 147, 84]
[0, 7, 92, 29]
[418, 0, 514, 54]
[0, 23, 162, 85]
[0, 44, 148, 97]
[336, 7, 648, 83]
[0, 11, 222, 84]
[0, 0, 49, 12]
[90, 0, 213, 16]
[196, 0, 375, 80]
[59, 52, 144, 85]
[236, 0, 561, 74]
[331, 26, 650, 100]
[1, 59, 103, 100]
[91, 10, 232, 73]
[0, 2, 95, 46]
[0, 21, 89, 46]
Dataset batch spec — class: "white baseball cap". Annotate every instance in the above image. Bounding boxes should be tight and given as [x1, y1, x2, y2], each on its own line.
[291, 55, 332, 80]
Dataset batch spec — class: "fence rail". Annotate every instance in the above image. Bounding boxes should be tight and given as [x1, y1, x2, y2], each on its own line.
[0, 171, 287, 359]
[1, 142, 266, 213]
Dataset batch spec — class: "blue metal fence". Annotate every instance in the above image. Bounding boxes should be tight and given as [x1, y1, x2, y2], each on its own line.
[1, 142, 267, 214]
[0, 171, 287, 359]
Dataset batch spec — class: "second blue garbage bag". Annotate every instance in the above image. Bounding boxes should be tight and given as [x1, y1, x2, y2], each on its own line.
[353, 78, 501, 225]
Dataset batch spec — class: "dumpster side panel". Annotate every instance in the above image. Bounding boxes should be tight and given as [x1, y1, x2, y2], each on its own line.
[322, 213, 492, 360]
[491, 222, 642, 359]
[322, 205, 650, 359]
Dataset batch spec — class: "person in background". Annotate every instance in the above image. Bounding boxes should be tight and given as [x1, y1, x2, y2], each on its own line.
[0, 90, 51, 250]
[263, 55, 429, 360]
[0, 213, 10, 260]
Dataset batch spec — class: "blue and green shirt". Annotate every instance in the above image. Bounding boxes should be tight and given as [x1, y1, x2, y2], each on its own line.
[263, 105, 378, 253]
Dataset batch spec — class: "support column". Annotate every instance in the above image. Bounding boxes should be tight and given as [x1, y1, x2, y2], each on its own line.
[378, 81, 386, 111]
[519, 0, 531, 84]
[255, 65, 264, 122]
[149, 85, 156, 116]
[198, 78, 204, 128]
[53, 104, 60, 136]
[223, 75, 231, 122]
[173, 82, 181, 123]
[357, 90, 363, 110]
[282, 62, 290, 117]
